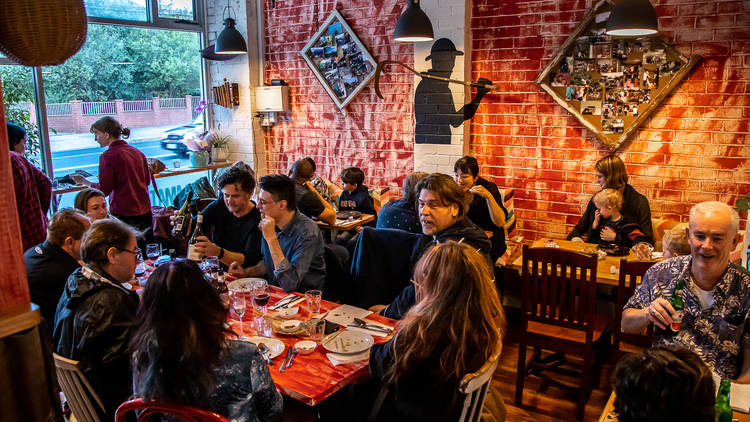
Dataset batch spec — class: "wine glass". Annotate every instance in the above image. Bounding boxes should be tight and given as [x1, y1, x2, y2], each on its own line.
[146, 243, 161, 261]
[232, 294, 248, 339]
[251, 279, 270, 315]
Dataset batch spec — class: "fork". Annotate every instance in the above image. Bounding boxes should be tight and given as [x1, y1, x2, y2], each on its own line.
[257, 343, 273, 366]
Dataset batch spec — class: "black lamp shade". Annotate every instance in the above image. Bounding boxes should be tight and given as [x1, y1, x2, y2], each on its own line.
[394, 0, 434, 42]
[215, 18, 248, 54]
[606, 0, 658, 36]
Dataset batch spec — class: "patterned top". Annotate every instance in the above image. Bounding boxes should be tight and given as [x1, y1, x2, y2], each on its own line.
[624, 255, 750, 379]
[10, 151, 51, 251]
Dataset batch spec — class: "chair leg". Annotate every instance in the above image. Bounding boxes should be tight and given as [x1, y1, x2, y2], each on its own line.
[576, 351, 594, 421]
[515, 339, 527, 406]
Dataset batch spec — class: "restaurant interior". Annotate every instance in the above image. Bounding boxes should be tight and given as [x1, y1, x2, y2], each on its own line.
[1, 0, 749, 421]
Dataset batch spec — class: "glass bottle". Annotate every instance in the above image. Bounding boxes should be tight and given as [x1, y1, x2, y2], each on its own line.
[187, 213, 204, 261]
[715, 378, 732, 422]
[667, 279, 685, 336]
[172, 191, 193, 239]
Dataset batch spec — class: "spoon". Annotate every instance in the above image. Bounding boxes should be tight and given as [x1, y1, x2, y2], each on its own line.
[257, 343, 273, 366]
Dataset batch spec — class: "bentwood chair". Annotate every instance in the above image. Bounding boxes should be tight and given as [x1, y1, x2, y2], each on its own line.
[458, 348, 501, 422]
[515, 245, 605, 421]
[115, 398, 230, 422]
[612, 257, 657, 362]
[53, 353, 105, 422]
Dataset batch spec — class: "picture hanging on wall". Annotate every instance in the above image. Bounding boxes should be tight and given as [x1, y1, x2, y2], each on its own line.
[536, 0, 701, 151]
[300, 10, 377, 114]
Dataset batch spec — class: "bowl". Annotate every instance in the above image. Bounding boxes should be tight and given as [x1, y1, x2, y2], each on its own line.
[277, 306, 299, 319]
[279, 320, 302, 332]
[295, 340, 317, 354]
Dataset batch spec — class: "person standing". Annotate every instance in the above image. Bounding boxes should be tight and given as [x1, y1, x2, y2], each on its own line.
[8, 122, 52, 252]
[72, 116, 152, 249]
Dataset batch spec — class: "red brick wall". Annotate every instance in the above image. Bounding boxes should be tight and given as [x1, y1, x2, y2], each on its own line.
[471, 0, 750, 240]
[262, 0, 414, 186]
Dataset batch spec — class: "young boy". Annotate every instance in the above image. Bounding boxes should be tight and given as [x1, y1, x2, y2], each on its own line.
[588, 188, 651, 248]
[661, 228, 690, 259]
[338, 167, 376, 216]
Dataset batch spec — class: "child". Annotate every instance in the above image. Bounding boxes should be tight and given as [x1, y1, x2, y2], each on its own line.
[662, 228, 690, 259]
[588, 188, 651, 248]
[338, 167, 376, 216]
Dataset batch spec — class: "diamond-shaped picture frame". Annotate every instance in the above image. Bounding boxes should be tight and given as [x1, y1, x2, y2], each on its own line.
[536, 0, 701, 151]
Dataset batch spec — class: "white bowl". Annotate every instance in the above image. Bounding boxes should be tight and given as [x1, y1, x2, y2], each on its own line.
[277, 306, 299, 319]
[279, 319, 302, 332]
[295, 340, 317, 354]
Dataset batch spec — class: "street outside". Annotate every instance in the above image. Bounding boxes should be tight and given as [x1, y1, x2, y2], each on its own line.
[51, 124, 208, 209]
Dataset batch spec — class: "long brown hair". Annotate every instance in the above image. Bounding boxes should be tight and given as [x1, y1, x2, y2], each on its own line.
[387, 241, 505, 387]
[595, 155, 628, 190]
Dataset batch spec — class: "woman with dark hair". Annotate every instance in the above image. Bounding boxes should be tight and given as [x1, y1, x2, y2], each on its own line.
[74, 187, 108, 221]
[7, 122, 52, 251]
[367, 241, 505, 421]
[72, 116, 152, 248]
[131, 259, 282, 421]
[453, 155, 508, 261]
[567, 155, 653, 244]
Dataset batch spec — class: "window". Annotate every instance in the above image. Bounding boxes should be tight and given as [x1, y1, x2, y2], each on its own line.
[0, 65, 41, 166]
[158, 0, 195, 21]
[85, 0, 148, 21]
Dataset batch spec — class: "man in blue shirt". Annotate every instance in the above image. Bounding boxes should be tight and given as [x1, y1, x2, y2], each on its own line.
[229, 174, 326, 293]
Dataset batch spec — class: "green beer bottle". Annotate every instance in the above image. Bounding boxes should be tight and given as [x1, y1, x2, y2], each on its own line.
[715, 378, 732, 422]
[667, 279, 686, 336]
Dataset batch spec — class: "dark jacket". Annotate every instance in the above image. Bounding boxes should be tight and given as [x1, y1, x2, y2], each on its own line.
[466, 177, 508, 261]
[587, 214, 651, 248]
[567, 184, 653, 243]
[24, 240, 81, 326]
[426, 217, 492, 264]
[376, 199, 421, 234]
[339, 184, 376, 217]
[53, 266, 139, 419]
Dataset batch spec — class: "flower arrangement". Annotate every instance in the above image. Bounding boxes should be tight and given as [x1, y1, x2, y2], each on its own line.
[181, 129, 213, 152]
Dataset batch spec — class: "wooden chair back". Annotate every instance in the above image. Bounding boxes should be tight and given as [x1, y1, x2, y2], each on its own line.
[457, 349, 501, 422]
[115, 398, 230, 422]
[521, 245, 599, 336]
[52, 353, 105, 422]
[613, 258, 657, 356]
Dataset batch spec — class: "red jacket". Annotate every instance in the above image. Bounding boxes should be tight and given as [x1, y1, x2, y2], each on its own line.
[93, 140, 151, 216]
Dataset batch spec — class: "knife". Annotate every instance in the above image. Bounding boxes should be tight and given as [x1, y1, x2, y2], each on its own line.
[285, 347, 298, 369]
[279, 347, 293, 372]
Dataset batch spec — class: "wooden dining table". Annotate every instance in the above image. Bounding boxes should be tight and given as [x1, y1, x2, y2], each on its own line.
[598, 391, 750, 422]
[229, 285, 395, 406]
[316, 214, 376, 242]
[507, 238, 660, 286]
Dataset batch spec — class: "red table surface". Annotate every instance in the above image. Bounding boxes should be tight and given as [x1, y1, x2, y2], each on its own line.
[229, 286, 395, 406]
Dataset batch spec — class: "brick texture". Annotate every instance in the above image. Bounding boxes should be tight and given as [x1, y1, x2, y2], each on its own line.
[263, 0, 414, 186]
[471, 0, 750, 241]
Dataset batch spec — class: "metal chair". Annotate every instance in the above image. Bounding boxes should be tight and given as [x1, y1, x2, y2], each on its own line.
[52, 353, 105, 422]
[612, 257, 657, 361]
[515, 245, 604, 421]
[457, 349, 501, 422]
[115, 398, 230, 422]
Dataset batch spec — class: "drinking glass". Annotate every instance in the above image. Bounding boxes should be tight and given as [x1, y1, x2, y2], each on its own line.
[203, 256, 219, 274]
[134, 249, 146, 279]
[305, 289, 322, 315]
[146, 243, 161, 261]
[232, 294, 248, 339]
[252, 279, 270, 315]
[172, 159, 181, 169]
[307, 320, 325, 343]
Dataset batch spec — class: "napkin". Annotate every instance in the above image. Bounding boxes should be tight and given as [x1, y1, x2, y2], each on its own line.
[346, 321, 393, 338]
[712, 372, 750, 413]
[326, 350, 369, 366]
[269, 294, 306, 311]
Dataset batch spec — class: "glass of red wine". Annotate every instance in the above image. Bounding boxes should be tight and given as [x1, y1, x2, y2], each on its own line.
[252, 279, 270, 315]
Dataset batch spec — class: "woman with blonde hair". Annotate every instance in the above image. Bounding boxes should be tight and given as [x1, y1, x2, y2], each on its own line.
[367, 241, 505, 421]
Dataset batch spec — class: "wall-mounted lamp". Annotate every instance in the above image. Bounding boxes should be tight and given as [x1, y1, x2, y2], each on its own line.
[605, 0, 658, 37]
[215, 0, 248, 54]
[254, 85, 290, 127]
[394, 0, 434, 42]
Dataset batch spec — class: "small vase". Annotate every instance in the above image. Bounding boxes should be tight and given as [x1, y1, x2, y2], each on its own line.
[189, 150, 210, 167]
[211, 146, 229, 162]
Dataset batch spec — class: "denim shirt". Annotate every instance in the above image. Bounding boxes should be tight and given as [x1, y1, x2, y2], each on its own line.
[261, 211, 326, 292]
[624, 255, 750, 379]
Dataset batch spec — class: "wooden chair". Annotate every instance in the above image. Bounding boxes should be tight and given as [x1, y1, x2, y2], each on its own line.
[612, 258, 656, 362]
[115, 398, 230, 422]
[457, 349, 501, 422]
[52, 353, 105, 422]
[515, 245, 605, 421]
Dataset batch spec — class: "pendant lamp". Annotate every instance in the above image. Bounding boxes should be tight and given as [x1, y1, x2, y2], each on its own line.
[215, 0, 247, 54]
[605, 0, 658, 37]
[394, 0, 434, 42]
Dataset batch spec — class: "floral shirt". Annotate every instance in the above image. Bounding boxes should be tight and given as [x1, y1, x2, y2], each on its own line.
[624, 255, 750, 379]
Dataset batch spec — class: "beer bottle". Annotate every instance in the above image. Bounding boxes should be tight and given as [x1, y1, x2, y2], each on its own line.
[666, 279, 685, 336]
[715, 378, 732, 422]
[172, 191, 194, 239]
[187, 213, 204, 261]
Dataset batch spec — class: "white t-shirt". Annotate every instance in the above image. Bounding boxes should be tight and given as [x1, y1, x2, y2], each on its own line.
[691, 278, 715, 310]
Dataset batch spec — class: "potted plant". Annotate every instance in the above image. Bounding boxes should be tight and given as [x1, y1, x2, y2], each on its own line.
[210, 132, 231, 163]
[180, 131, 211, 167]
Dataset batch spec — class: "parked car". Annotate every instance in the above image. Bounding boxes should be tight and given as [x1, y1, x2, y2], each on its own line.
[159, 116, 204, 156]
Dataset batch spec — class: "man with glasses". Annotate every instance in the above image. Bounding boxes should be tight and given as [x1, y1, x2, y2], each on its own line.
[53, 218, 141, 420]
[229, 174, 326, 293]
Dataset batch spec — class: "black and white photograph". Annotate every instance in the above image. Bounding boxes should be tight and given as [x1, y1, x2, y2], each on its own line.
[581, 100, 602, 115]
[602, 118, 624, 134]
[643, 49, 667, 65]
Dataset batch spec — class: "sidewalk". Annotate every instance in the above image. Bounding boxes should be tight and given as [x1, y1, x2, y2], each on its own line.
[49, 124, 177, 152]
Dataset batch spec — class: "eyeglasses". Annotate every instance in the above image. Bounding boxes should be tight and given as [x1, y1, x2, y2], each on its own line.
[116, 246, 140, 255]
[258, 198, 278, 206]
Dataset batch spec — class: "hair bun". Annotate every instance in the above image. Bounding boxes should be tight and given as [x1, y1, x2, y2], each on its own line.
[121, 127, 131, 138]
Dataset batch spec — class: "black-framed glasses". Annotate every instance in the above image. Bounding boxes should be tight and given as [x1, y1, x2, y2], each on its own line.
[116, 246, 140, 255]
[258, 198, 278, 207]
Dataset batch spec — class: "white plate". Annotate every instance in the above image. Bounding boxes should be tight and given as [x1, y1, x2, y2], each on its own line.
[227, 277, 267, 293]
[245, 336, 285, 359]
[322, 330, 374, 355]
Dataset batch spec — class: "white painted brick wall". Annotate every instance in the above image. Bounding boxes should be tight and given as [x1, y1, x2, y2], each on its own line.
[412, 0, 468, 176]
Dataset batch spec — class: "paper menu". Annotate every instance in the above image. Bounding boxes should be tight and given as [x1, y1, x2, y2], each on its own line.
[712, 372, 750, 413]
[324, 304, 372, 327]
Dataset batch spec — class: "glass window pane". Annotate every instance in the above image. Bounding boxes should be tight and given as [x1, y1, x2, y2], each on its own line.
[84, 0, 147, 21]
[158, 0, 195, 21]
[42, 23, 205, 209]
[1, 65, 43, 168]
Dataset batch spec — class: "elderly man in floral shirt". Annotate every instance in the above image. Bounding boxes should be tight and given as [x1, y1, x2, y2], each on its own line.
[622, 201, 750, 382]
